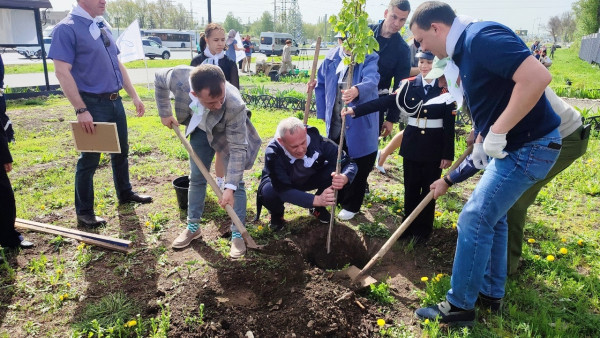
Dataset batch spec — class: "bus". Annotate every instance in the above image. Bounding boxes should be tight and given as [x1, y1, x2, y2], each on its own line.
[139, 29, 199, 48]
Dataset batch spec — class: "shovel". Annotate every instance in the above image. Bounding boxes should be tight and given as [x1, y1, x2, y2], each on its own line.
[303, 36, 322, 125]
[345, 145, 474, 288]
[172, 125, 263, 250]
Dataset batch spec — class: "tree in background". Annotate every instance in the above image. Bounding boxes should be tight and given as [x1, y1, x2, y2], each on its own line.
[560, 12, 576, 42]
[224, 12, 246, 34]
[547, 16, 562, 43]
[572, 0, 600, 38]
[248, 11, 275, 37]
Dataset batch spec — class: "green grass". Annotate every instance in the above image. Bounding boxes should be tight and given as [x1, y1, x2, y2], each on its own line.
[548, 46, 600, 98]
[1, 87, 599, 336]
[4, 55, 324, 75]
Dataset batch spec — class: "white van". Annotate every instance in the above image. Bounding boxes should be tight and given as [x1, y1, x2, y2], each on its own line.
[259, 32, 299, 56]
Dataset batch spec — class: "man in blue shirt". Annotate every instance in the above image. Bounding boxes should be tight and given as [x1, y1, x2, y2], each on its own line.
[369, 0, 412, 136]
[49, 0, 152, 228]
[409, 1, 561, 326]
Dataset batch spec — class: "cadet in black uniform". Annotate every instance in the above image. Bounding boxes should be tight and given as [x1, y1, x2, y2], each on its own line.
[343, 51, 456, 242]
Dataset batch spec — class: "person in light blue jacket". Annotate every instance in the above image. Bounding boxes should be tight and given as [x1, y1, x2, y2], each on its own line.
[310, 39, 380, 220]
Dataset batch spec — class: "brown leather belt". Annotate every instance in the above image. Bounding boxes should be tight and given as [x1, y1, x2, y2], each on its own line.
[80, 91, 120, 101]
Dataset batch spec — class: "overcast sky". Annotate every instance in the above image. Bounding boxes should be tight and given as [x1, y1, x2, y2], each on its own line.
[49, 0, 576, 33]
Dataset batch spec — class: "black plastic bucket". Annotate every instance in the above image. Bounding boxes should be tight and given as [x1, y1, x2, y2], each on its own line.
[172, 176, 189, 210]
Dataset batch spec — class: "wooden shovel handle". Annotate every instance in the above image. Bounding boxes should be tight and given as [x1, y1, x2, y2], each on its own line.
[353, 145, 473, 281]
[172, 126, 260, 249]
[303, 36, 322, 125]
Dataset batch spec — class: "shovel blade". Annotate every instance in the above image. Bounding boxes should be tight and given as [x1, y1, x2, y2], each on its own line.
[242, 233, 264, 250]
[343, 265, 377, 289]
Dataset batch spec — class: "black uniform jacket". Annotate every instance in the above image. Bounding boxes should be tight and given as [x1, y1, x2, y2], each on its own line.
[261, 126, 358, 208]
[353, 75, 455, 163]
[190, 53, 240, 89]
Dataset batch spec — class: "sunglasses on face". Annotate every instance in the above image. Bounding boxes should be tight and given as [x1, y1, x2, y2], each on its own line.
[100, 28, 111, 48]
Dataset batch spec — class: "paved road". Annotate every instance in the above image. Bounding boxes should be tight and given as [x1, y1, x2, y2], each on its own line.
[3, 49, 328, 88]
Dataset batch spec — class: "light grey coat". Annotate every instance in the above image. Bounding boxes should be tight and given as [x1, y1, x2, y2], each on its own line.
[155, 65, 261, 186]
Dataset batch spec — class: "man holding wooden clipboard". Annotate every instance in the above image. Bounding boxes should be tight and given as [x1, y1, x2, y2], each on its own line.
[49, 0, 152, 228]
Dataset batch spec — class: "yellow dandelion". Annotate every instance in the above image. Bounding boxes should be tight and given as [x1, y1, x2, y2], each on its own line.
[393, 197, 398, 202]
[125, 320, 137, 327]
[40, 205, 46, 210]
[436, 273, 444, 279]
[561, 238, 566, 243]
[587, 159, 593, 163]
[66, 283, 71, 288]
[421, 276, 429, 282]
[59, 295, 64, 301]
[145, 221, 151, 227]
[546, 255, 555, 262]
[452, 222, 457, 229]
[434, 277, 440, 282]
[381, 196, 388, 201]
[534, 255, 540, 260]
[257, 225, 264, 231]
[396, 208, 402, 213]
[577, 239, 584, 246]
[434, 211, 442, 217]
[367, 203, 373, 208]
[55, 269, 62, 275]
[528, 238, 535, 244]
[377, 318, 385, 327]
[77, 243, 86, 251]
[559, 247, 568, 255]
[424, 319, 430, 324]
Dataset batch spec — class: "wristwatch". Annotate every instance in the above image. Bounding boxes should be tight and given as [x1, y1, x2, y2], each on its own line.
[75, 107, 89, 115]
[443, 175, 454, 187]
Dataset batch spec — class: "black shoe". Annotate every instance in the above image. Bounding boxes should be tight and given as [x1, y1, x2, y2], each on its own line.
[77, 214, 107, 228]
[120, 193, 153, 204]
[476, 293, 502, 314]
[415, 300, 475, 327]
[309, 207, 330, 224]
[269, 215, 286, 232]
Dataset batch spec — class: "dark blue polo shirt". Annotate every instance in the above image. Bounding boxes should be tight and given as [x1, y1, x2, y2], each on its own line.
[370, 22, 411, 92]
[49, 14, 123, 94]
[453, 22, 560, 150]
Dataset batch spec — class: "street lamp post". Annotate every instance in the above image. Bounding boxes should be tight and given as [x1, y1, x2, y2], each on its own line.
[115, 16, 120, 37]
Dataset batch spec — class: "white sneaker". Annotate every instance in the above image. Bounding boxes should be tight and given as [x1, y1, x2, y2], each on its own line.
[172, 228, 202, 249]
[229, 237, 246, 259]
[338, 209, 357, 220]
[375, 150, 386, 174]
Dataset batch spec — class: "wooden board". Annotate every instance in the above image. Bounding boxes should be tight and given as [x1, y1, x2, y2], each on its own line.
[15, 219, 131, 253]
[70, 121, 121, 153]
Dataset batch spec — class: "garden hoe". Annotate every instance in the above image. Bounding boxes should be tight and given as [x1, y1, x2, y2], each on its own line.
[172, 125, 263, 251]
[342, 145, 474, 289]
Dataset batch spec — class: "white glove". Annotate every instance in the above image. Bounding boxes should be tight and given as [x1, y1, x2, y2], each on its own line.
[472, 143, 489, 169]
[483, 129, 508, 159]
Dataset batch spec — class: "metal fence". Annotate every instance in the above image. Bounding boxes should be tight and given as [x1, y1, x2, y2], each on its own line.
[579, 33, 600, 64]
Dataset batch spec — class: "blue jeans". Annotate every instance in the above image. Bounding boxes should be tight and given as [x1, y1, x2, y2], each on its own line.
[447, 129, 561, 309]
[75, 95, 132, 215]
[188, 128, 246, 232]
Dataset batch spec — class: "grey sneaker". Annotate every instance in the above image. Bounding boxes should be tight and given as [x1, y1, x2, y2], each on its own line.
[229, 237, 246, 259]
[172, 228, 202, 249]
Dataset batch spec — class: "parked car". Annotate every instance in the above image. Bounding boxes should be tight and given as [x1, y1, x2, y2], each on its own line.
[142, 39, 170, 59]
[250, 42, 259, 53]
[310, 42, 326, 49]
[15, 37, 52, 59]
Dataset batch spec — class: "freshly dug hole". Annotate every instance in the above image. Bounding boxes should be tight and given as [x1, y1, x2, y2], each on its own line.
[290, 224, 369, 270]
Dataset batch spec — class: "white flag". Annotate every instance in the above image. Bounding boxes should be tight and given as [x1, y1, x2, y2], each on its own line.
[235, 32, 246, 63]
[116, 20, 144, 63]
